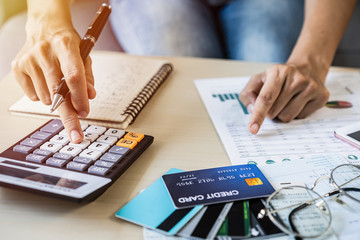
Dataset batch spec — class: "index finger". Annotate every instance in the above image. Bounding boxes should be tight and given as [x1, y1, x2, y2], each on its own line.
[56, 38, 89, 118]
[248, 68, 285, 134]
[57, 96, 84, 144]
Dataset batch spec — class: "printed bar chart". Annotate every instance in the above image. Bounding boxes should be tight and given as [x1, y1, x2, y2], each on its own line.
[212, 93, 249, 115]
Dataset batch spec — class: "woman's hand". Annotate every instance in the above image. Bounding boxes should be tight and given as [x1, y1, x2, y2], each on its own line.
[239, 64, 329, 134]
[239, 0, 356, 135]
[11, 0, 95, 143]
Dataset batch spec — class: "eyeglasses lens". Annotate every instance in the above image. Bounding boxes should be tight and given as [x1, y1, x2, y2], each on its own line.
[267, 186, 331, 238]
[331, 164, 360, 202]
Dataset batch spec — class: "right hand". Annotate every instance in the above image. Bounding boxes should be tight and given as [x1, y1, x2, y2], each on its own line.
[11, 12, 96, 143]
[239, 64, 329, 134]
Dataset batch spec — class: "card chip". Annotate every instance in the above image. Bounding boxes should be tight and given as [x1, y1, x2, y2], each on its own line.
[245, 178, 263, 186]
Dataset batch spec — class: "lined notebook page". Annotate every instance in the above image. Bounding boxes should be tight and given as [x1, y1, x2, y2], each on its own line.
[9, 51, 171, 127]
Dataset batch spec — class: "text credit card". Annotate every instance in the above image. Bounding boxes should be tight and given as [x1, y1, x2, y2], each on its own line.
[162, 164, 274, 208]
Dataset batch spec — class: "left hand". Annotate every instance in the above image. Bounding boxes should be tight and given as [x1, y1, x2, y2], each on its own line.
[238, 64, 330, 134]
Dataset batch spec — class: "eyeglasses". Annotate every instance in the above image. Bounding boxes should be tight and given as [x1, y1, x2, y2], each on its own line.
[257, 164, 360, 239]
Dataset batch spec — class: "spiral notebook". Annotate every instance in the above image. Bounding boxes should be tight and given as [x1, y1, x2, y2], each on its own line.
[9, 51, 173, 129]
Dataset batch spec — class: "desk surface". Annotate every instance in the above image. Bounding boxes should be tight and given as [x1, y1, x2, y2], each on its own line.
[0, 55, 356, 240]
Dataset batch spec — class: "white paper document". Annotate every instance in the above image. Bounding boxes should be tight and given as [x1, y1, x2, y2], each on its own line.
[194, 72, 360, 166]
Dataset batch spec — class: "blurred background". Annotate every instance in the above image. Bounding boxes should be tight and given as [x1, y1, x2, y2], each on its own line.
[0, 0, 359, 81]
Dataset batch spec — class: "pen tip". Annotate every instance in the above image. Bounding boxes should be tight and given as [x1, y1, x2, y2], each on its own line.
[50, 94, 64, 113]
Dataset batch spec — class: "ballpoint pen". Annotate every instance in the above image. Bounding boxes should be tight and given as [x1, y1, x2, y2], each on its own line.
[50, 3, 112, 112]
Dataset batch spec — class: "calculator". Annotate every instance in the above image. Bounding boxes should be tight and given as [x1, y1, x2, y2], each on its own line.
[0, 119, 153, 202]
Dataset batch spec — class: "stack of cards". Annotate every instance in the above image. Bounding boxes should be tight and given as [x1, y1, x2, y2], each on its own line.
[116, 165, 284, 239]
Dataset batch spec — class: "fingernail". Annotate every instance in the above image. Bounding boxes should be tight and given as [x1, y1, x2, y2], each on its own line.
[70, 130, 82, 143]
[79, 111, 88, 118]
[250, 123, 259, 134]
[247, 103, 254, 114]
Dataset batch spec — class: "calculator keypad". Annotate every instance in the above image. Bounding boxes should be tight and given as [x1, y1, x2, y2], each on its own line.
[4, 119, 153, 178]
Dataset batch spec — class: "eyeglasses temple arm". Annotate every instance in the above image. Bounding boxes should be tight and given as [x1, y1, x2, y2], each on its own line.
[288, 202, 308, 239]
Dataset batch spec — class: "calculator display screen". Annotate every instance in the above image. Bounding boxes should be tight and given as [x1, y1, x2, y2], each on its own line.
[0, 165, 86, 190]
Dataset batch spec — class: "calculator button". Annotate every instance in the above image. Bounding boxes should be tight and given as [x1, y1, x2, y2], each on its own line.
[109, 146, 130, 155]
[86, 125, 106, 135]
[59, 129, 67, 136]
[26, 154, 47, 163]
[100, 153, 122, 163]
[73, 156, 93, 165]
[59, 146, 82, 156]
[46, 158, 68, 167]
[53, 153, 73, 161]
[81, 123, 89, 131]
[97, 135, 118, 145]
[88, 166, 109, 176]
[116, 139, 137, 149]
[40, 142, 63, 153]
[66, 161, 88, 171]
[40, 119, 63, 133]
[20, 138, 43, 148]
[68, 139, 91, 149]
[31, 131, 52, 140]
[33, 149, 52, 157]
[83, 132, 99, 142]
[104, 128, 125, 138]
[88, 142, 110, 153]
[79, 149, 102, 160]
[50, 135, 69, 145]
[94, 160, 114, 169]
[124, 132, 144, 142]
[13, 145, 33, 154]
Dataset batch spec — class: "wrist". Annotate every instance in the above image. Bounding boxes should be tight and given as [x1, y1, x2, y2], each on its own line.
[286, 26, 340, 83]
[26, 0, 73, 35]
[287, 51, 331, 83]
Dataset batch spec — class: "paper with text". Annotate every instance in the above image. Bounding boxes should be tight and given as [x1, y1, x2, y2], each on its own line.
[194, 72, 360, 166]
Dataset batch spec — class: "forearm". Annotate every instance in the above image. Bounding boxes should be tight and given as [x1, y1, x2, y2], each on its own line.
[288, 0, 357, 81]
[26, 0, 74, 35]
[27, 0, 73, 16]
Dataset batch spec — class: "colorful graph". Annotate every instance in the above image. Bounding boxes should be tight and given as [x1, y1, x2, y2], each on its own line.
[212, 93, 249, 114]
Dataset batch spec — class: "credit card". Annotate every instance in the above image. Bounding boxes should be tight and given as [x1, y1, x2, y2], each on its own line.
[248, 198, 285, 238]
[217, 200, 251, 238]
[162, 164, 274, 208]
[115, 168, 203, 235]
[177, 202, 232, 240]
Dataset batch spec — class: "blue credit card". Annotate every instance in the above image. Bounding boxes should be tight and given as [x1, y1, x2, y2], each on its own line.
[115, 168, 203, 235]
[162, 164, 275, 209]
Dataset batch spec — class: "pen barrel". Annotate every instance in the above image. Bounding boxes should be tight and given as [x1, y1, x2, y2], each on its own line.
[57, 78, 69, 97]
[79, 4, 111, 62]
[79, 37, 95, 62]
[87, 4, 112, 41]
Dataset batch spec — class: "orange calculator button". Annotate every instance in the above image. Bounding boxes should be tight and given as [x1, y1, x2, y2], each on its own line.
[116, 138, 137, 149]
[124, 132, 144, 142]
[245, 178, 263, 186]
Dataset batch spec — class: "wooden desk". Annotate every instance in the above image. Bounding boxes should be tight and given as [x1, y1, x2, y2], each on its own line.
[0, 56, 355, 240]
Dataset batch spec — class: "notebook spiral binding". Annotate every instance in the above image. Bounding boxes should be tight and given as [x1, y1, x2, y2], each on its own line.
[124, 63, 173, 123]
